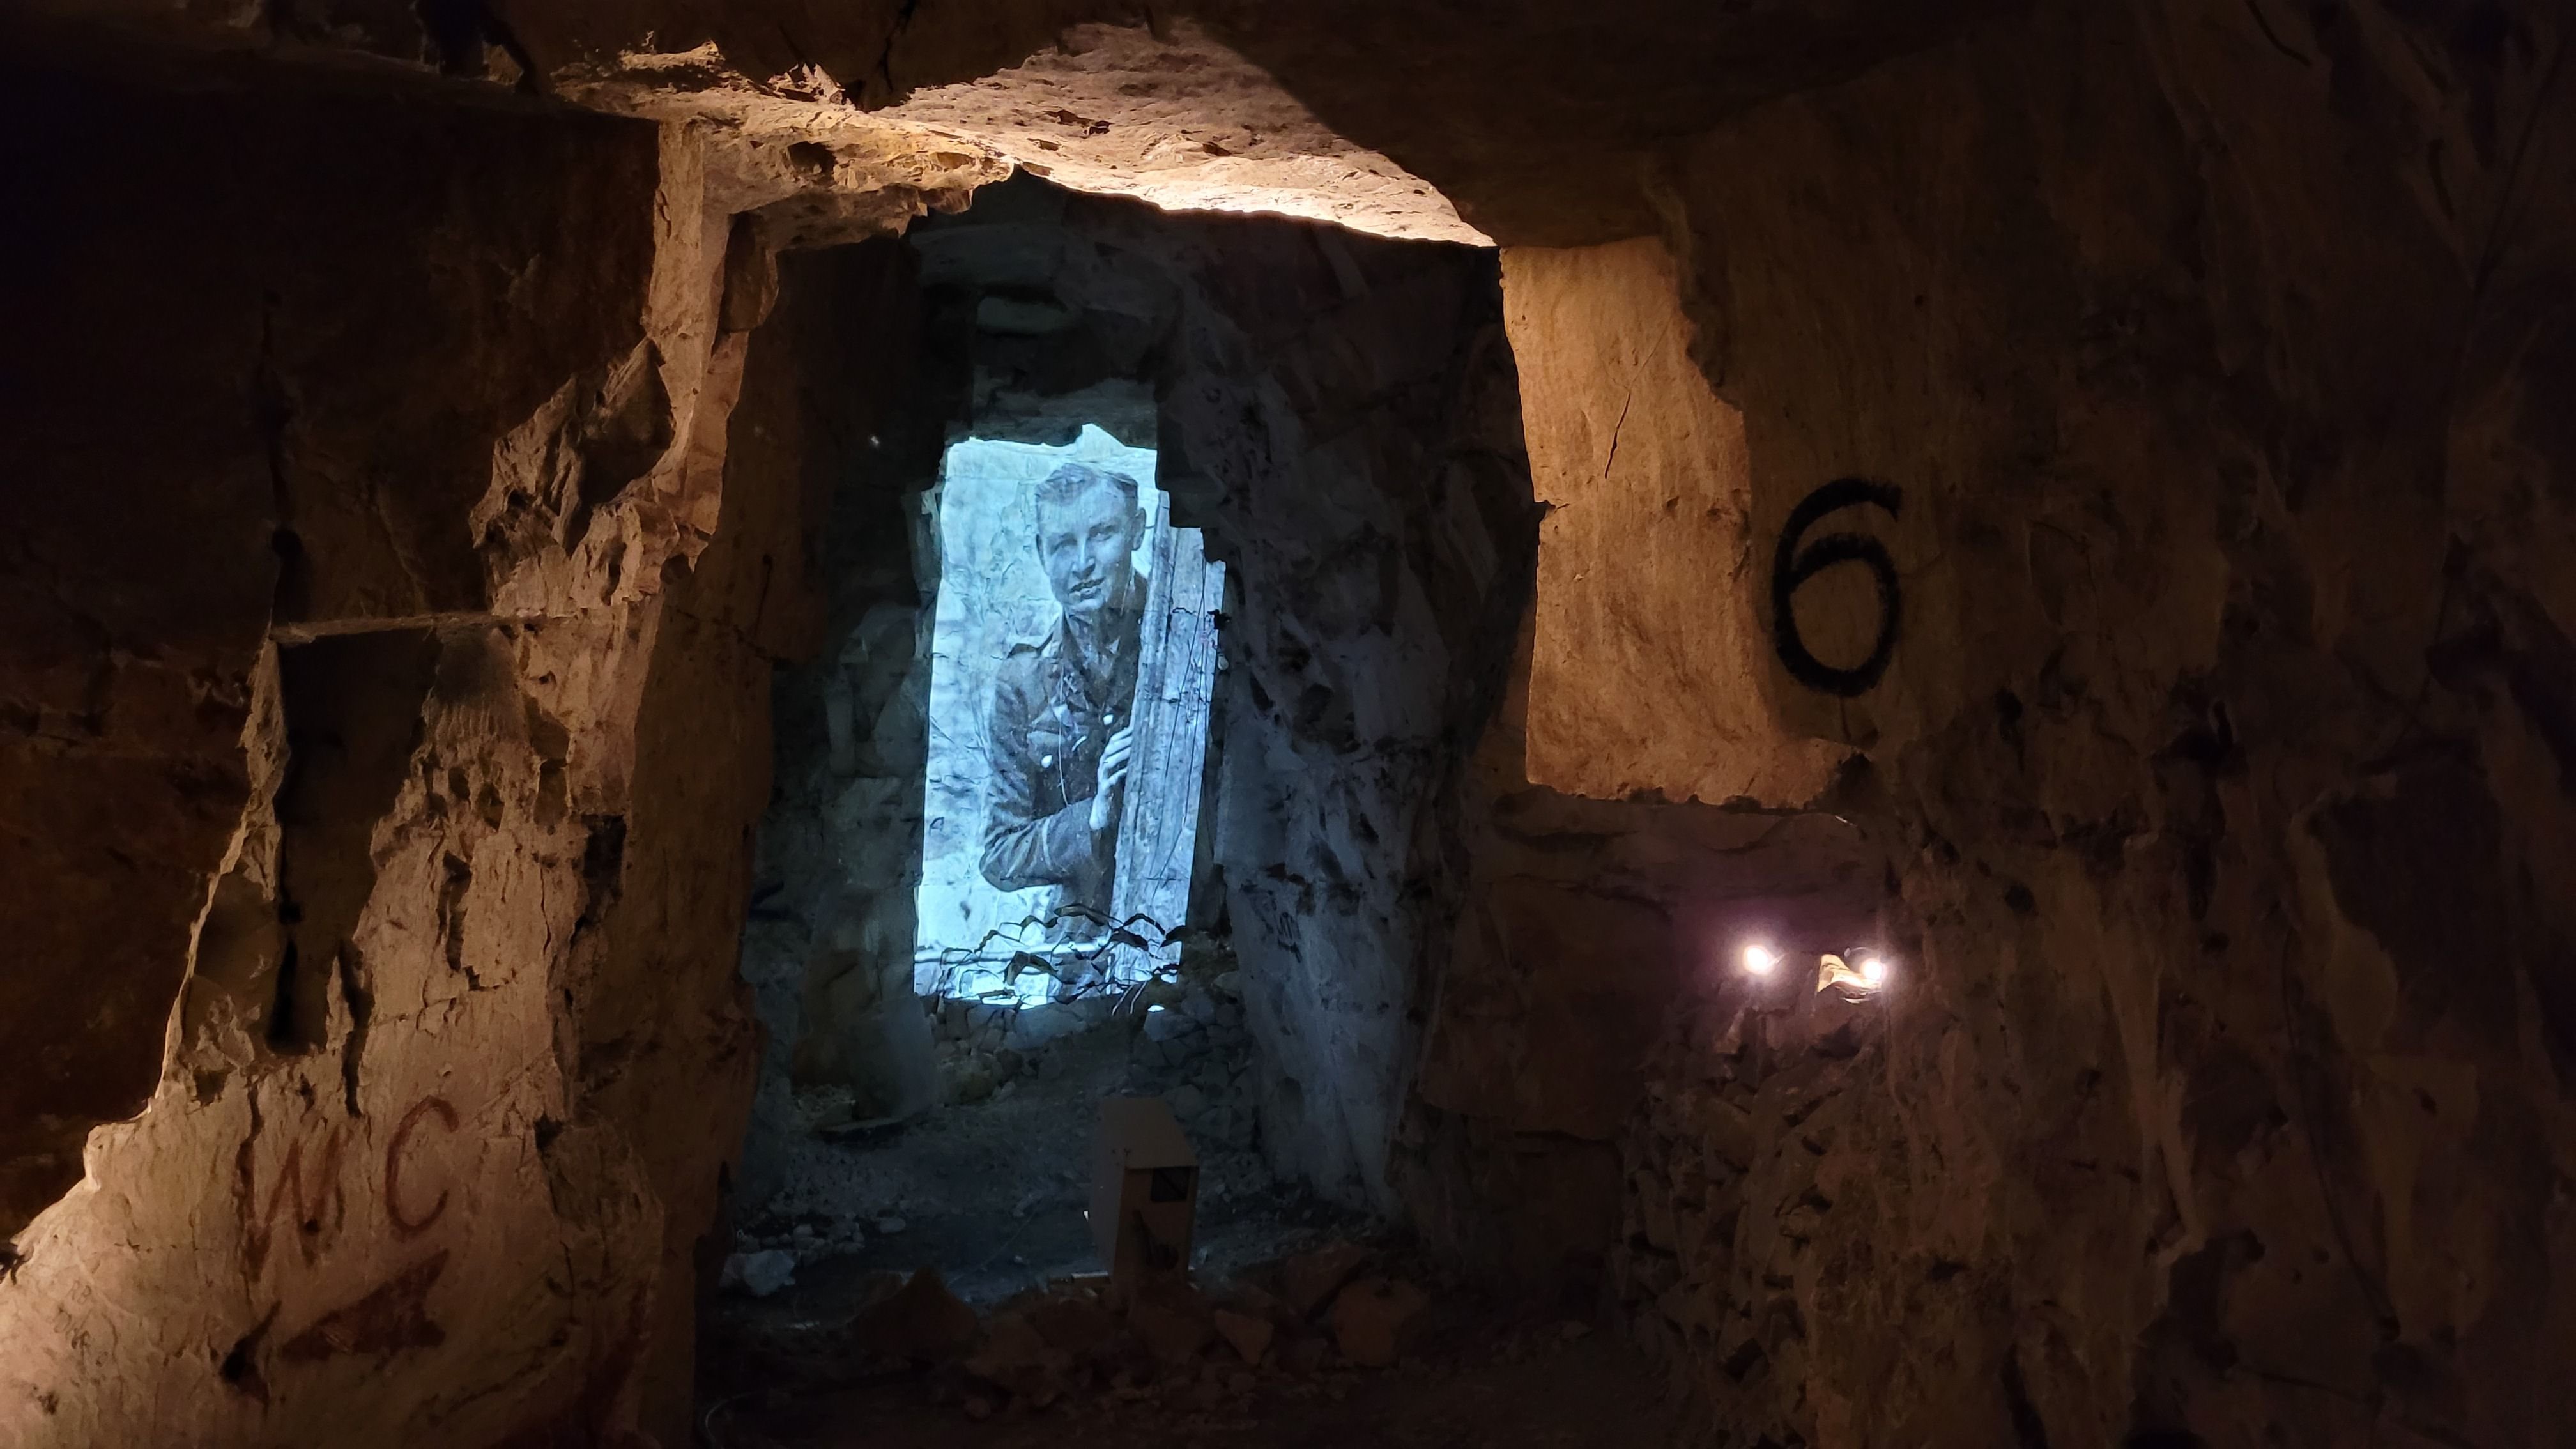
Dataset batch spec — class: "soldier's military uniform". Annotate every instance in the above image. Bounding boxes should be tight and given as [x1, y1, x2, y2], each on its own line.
[979, 577, 1145, 935]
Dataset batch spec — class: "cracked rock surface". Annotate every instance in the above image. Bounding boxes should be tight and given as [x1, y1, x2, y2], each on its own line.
[4, 4, 2574, 1448]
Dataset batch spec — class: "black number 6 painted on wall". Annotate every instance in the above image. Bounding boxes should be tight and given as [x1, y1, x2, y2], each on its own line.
[1770, 477, 1904, 697]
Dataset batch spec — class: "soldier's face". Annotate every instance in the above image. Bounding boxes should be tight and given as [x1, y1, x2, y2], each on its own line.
[1035, 482, 1140, 622]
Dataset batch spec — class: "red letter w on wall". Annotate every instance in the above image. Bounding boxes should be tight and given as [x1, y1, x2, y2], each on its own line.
[237, 1125, 348, 1277]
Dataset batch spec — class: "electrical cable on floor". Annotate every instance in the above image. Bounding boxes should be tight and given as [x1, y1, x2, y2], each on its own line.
[700, 1390, 755, 1449]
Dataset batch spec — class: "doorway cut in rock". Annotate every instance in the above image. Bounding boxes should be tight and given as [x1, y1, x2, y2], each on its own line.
[716, 173, 1535, 1321]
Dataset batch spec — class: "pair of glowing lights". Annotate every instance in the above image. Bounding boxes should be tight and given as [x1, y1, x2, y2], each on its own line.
[1740, 942, 1892, 989]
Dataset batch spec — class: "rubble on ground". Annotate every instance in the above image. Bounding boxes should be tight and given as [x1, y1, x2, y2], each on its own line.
[721, 1249, 801, 1299]
[931, 1238, 1451, 1421]
[852, 1268, 983, 1364]
[1210, 1308, 1273, 1366]
[716, 1236, 1486, 1424]
[1329, 1277, 1428, 1367]
[731, 965, 1268, 1289]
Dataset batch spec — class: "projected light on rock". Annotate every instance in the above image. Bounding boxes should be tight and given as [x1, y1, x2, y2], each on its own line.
[913, 425, 1223, 1008]
[1815, 951, 1890, 996]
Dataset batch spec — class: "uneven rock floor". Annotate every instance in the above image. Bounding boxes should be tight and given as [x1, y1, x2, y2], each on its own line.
[705, 1314, 1689, 1449]
[732, 1025, 1337, 1306]
[706, 1031, 1692, 1448]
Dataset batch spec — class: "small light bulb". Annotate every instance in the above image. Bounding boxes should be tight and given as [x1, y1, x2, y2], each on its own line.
[1859, 955, 1888, 986]
[1742, 944, 1779, 976]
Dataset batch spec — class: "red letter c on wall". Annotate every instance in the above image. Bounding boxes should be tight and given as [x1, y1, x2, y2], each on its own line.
[385, 1096, 460, 1238]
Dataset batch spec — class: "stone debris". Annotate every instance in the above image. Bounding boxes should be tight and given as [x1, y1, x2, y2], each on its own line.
[1181, 985, 1222, 1025]
[1027, 1294, 1121, 1354]
[913, 995, 1128, 1108]
[726, 979, 1282, 1313]
[1118, 972, 1259, 1153]
[731, 1213, 868, 1277]
[852, 1268, 980, 1363]
[1330, 1277, 1428, 1367]
[1282, 1239, 1368, 1317]
[1125, 1282, 1216, 1365]
[1005, 999, 1107, 1052]
[1211, 1307, 1274, 1365]
[964, 1311, 1072, 1406]
[720, 1249, 799, 1299]
[925, 1241, 1437, 1422]
[1276, 1331, 1330, 1376]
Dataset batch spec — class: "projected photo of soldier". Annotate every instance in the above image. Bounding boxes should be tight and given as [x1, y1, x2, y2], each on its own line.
[979, 460, 1148, 943]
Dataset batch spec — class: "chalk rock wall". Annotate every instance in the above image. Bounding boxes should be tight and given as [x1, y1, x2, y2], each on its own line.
[1489, 4, 2576, 1446]
[733, 238, 957, 1200]
[1372, 238, 1892, 1304]
[1126, 209, 1539, 1210]
[0, 56, 852, 1447]
[1392, 657, 1888, 1300]
[0, 56, 659, 1243]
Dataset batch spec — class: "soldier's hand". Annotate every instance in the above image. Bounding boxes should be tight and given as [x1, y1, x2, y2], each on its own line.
[1089, 725, 1135, 832]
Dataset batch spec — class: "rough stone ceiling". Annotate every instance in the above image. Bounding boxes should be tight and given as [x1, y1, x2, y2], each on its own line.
[1189, 0, 2028, 242]
[878, 21, 1489, 245]
[24, 0, 2014, 247]
[559, 19, 1487, 244]
[537, 0, 2017, 245]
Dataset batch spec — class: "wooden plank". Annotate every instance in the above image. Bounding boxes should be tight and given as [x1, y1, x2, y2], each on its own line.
[1112, 497, 1222, 979]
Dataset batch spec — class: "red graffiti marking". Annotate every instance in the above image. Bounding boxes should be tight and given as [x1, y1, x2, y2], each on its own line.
[384, 1096, 461, 1238]
[279, 1248, 450, 1363]
[237, 1092, 464, 1277]
[227, 1094, 473, 1386]
[238, 1126, 348, 1277]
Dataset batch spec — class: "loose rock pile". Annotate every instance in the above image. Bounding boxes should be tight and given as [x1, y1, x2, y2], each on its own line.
[722, 1208, 890, 1297]
[713, 1236, 1438, 1411]
[920, 967, 1259, 1146]
[930, 993, 1121, 1105]
[1610, 990, 1883, 1434]
[1124, 972, 1257, 1151]
[910, 1237, 1435, 1420]
[725, 967, 1271, 1303]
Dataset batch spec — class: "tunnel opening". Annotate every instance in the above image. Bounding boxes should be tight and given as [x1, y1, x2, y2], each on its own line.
[686, 169, 1920, 1446]
[710, 172, 1528, 1376]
